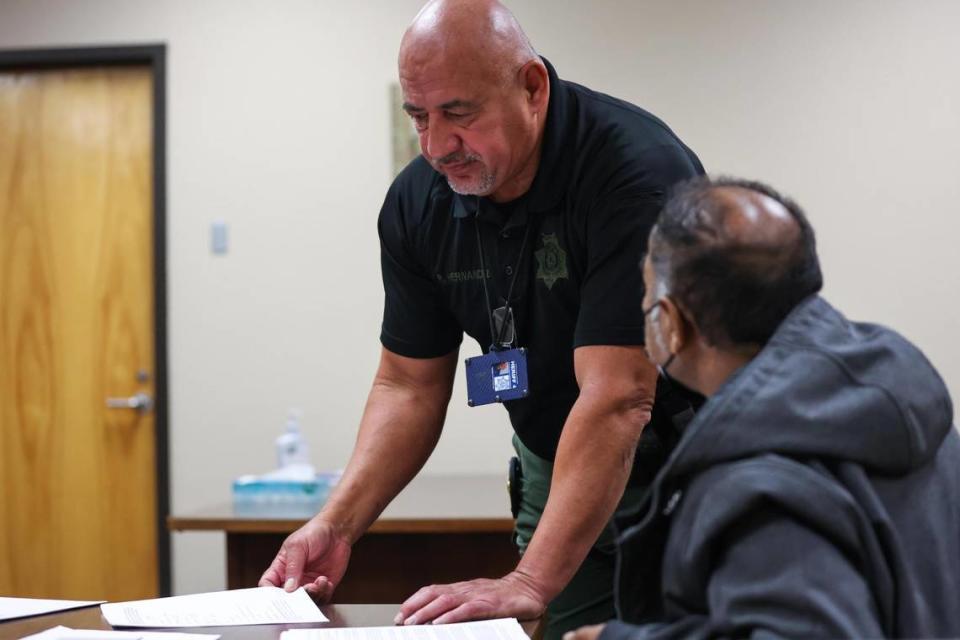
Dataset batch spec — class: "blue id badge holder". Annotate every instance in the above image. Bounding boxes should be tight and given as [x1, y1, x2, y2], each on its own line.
[465, 347, 530, 406]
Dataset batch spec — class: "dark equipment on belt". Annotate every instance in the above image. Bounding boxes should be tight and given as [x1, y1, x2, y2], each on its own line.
[508, 456, 523, 519]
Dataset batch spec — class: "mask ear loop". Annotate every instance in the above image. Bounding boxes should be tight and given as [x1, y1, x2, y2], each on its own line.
[658, 353, 676, 375]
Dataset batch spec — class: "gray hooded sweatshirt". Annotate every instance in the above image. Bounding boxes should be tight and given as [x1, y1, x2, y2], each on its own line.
[603, 295, 959, 639]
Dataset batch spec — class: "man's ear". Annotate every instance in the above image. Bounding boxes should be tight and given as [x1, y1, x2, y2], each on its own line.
[520, 60, 549, 112]
[658, 296, 688, 356]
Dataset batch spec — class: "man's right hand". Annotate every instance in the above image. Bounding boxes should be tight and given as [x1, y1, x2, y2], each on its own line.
[257, 348, 455, 603]
[258, 518, 352, 603]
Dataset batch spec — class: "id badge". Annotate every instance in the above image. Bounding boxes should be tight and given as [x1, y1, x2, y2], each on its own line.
[464, 347, 530, 406]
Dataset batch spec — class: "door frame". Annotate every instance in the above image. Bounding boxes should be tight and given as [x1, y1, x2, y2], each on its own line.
[0, 44, 171, 596]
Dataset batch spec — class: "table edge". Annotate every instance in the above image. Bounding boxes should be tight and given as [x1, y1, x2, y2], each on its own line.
[167, 516, 514, 534]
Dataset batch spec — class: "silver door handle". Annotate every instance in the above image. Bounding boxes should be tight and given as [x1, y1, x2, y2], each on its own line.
[106, 392, 153, 413]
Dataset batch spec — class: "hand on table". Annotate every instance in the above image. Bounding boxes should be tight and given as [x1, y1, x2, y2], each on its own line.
[258, 518, 352, 603]
[563, 624, 606, 640]
[393, 571, 548, 626]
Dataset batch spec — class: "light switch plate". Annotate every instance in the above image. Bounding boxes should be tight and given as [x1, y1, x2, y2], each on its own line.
[211, 219, 228, 255]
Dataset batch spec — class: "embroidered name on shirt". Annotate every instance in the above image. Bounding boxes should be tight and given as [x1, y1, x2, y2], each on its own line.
[438, 268, 491, 284]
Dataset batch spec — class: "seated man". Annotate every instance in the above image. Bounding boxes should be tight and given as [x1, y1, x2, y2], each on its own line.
[571, 176, 960, 639]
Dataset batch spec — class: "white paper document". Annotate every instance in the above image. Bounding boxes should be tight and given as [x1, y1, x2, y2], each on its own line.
[0, 597, 105, 622]
[280, 618, 529, 640]
[100, 587, 328, 628]
[20, 625, 220, 640]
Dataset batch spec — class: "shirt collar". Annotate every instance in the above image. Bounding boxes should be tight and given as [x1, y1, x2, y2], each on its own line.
[452, 194, 530, 231]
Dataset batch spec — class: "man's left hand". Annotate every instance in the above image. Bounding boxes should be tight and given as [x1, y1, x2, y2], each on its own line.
[563, 624, 606, 640]
[394, 571, 547, 625]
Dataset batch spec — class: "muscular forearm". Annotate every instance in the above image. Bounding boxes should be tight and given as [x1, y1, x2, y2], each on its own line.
[516, 346, 656, 600]
[391, 347, 656, 625]
[516, 395, 648, 598]
[317, 352, 456, 544]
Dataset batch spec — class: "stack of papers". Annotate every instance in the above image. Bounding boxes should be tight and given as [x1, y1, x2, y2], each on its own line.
[0, 597, 104, 622]
[5, 590, 528, 640]
[280, 618, 530, 640]
[21, 626, 219, 640]
[100, 587, 328, 628]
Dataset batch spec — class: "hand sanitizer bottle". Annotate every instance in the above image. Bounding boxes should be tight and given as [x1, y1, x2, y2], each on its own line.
[276, 408, 310, 468]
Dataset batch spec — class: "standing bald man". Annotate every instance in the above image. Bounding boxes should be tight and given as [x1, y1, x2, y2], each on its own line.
[260, 1, 703, 637]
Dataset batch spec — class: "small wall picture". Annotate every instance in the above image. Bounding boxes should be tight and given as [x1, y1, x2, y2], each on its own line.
[391, 83, 421, 176]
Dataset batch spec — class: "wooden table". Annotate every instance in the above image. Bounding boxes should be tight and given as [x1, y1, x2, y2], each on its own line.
[168, 475, 519, 602]
[0, 603, 539, 639]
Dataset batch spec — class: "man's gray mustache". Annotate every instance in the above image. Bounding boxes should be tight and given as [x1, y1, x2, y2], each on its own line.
[436, 153, 480, 166]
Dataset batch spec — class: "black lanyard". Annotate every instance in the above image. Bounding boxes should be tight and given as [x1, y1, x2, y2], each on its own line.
[474, 198, 533, 351]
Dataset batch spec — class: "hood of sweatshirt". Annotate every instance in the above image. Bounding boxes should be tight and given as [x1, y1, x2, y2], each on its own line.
[667, 296, 954, 479]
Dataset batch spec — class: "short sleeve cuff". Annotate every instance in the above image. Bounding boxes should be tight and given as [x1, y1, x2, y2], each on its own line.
[380, 329, 462, 359]
[573, 325, 646, 349]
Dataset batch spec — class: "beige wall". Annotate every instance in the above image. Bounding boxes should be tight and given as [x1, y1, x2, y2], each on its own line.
[1, 0, 957, 595]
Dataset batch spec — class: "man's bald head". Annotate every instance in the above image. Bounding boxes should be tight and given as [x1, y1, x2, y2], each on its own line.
[647, 177, 823, 347]
[396, 0, 550, 201]
[709, 186, 801, 247]
[400, 0, 537, 87]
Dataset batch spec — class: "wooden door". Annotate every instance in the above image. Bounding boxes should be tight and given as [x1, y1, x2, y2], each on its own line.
[0, 66, 158, 600]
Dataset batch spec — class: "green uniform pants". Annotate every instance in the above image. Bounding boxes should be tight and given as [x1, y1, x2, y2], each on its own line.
[512, 434, 647, 640]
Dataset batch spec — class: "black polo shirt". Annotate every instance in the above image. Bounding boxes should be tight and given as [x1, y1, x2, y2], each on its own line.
[378, 58, 704, 469]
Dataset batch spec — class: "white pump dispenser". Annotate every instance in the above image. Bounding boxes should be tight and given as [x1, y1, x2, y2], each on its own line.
[275, 408, 311, 469]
